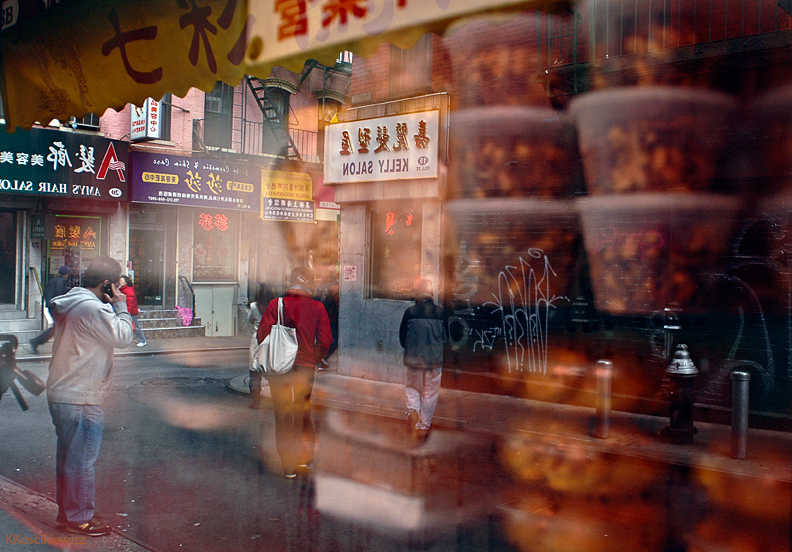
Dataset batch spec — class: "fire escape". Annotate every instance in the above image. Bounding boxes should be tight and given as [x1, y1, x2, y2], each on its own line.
[246, 76, 302, 161]
[243, 53, 352, 162]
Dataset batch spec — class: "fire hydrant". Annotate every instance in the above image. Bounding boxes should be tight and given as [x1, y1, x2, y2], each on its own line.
[664, 344, 699, 441]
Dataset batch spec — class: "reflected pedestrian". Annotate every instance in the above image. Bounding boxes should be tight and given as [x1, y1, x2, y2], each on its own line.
[399, 279, 446, 444]
[313, 275, 339, 370]
[119, 275, 146, 348]
[257, 268, 332, 478]
[29, 265, 71, 354]
[248, 284, 272, 409]
[47, 256, 133, 536]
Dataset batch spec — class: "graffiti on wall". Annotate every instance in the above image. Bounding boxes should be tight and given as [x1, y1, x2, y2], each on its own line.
[449, 244, 569, 375]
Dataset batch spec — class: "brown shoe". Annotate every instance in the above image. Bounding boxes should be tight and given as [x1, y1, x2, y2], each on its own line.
[66, 516, 111, 537]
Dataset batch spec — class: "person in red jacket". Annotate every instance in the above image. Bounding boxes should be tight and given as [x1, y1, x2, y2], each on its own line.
[256, 267, 332, 478]
[119, 275, 146, 348]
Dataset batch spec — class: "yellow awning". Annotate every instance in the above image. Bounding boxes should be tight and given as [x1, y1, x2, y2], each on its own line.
[0, 0, 571, 131]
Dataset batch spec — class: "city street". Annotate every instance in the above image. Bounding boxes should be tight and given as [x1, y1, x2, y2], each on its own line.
[0, 349, 517, 552]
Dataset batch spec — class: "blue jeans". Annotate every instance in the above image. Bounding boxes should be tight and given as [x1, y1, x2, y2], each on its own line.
[48, 402, 104, 524]
[131, 314, 146, 344]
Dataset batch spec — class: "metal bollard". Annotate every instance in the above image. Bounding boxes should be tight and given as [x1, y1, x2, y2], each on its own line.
[595, 360, 612, 439]
[731, 370, 750, 459]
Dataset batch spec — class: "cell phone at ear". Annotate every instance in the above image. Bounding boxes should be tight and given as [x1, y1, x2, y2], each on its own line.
[102, 282, 113, 296]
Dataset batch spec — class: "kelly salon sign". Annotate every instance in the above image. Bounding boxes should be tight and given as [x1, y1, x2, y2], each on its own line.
[130, 152, 259, 212]
[0, 124, 128, 200]
[324, 110, 439, 184]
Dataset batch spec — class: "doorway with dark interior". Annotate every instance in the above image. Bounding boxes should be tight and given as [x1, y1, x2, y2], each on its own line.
[0, 210, 17, 305]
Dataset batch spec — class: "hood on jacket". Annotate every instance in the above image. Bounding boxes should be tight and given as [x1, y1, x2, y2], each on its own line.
[49, 287, 101, 321]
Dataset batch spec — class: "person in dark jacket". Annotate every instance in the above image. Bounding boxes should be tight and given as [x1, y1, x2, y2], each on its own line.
[399, 279, 446, 444]
[119, 275, 146, 347]
[256, 267, 332, 478]
[313, 275, 339, 370]
[29, 265, 71, 354]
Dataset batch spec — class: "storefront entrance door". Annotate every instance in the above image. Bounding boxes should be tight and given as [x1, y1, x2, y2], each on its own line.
[194, 284, 235, 336]
[129, 227, 165, 307]
[0, 211, 16, 304]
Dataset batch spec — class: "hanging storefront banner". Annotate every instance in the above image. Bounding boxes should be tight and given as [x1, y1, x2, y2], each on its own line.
[0, 124, 128, 200]
[324, 110, 440, 184]
[130, 98, 162, 142]
[261, 169, 314, 222]
[130, 151, 259, 212]
[0, 0, 560, 131]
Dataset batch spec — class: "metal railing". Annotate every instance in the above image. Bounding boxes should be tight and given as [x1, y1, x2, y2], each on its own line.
[239, 120, 320, 162]
[178, 276, 195, 313]
[192, 117, 319, 162]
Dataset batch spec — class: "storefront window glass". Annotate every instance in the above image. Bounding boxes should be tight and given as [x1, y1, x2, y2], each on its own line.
[193, 209, 236, 282]
[46, 214, 101, 287]
[369, 204, 422, 300]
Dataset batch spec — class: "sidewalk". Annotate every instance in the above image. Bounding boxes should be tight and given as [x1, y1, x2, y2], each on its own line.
[15, 335, 250, 363]
[229, 358, 792, 484]
[19, 332, 792, 482]
[4, 335, 792, 551]
[0, 475, 154, 552]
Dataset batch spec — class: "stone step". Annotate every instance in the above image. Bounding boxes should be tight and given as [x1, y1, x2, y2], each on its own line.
[13, 330, 48, 345]
[0, 309, 29, 320]
[138, 309, 193, 320]
[139, 317, 202, 329]
[11, 323, 205, 345]
[0, 318, 42, 332]
[140, 325, 206, 339]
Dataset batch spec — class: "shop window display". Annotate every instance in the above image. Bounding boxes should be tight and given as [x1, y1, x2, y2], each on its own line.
[369, 204, 422, 300]
[193, 209, 236, 282]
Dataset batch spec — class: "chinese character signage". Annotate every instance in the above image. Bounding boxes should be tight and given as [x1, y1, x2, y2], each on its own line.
[1, 0, 542, 131]
[324, 110, 439, 184]
[0, 124, 128, 200]
[45, 215, 102, 252]
[261, 170, 314, 222]
[193, 209, 236, 282]
[130, 98, 161, 142]
[130, 152, 259, 212]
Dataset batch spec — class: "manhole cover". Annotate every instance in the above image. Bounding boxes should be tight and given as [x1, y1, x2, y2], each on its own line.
[104, 424, 124, 434]
[140, 377, 219, 387]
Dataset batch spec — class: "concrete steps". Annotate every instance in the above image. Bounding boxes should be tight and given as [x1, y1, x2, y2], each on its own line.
[0, 308, 206, 345]
[0, 307, 41, 342]
[137, 309, 205, 339]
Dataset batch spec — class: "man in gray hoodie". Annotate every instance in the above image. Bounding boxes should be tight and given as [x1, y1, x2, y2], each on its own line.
[47, 256, 133, 537]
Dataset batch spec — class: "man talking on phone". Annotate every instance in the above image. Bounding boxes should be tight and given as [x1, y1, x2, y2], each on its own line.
[46, 256, 133, 537]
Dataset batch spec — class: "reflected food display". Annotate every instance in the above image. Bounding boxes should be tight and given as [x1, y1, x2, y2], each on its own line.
[4, 1, 792, 552]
